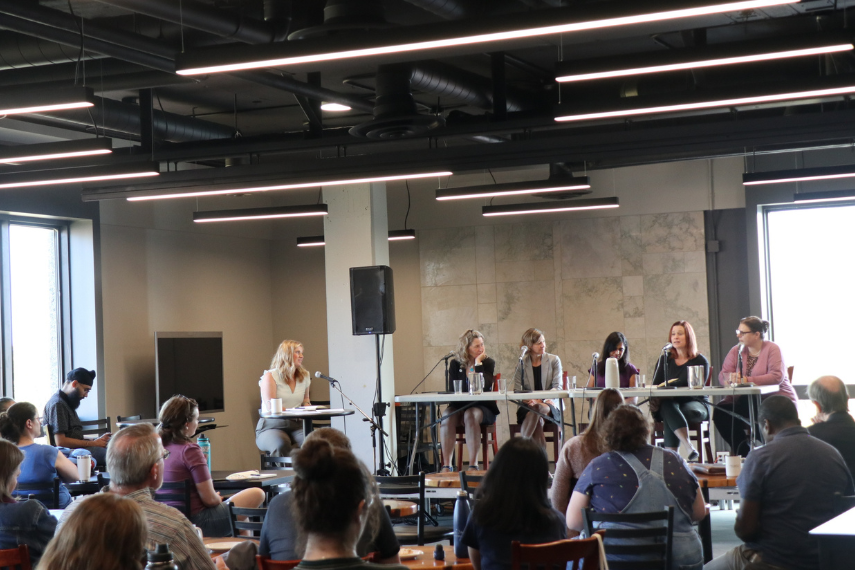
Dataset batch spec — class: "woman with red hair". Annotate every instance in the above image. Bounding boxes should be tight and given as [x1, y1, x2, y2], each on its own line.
[652, 321, 709, 462]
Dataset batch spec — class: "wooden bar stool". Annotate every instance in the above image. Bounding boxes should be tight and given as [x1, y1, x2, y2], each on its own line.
[508, 423, 560, 463]
[455, 424, 499, 471]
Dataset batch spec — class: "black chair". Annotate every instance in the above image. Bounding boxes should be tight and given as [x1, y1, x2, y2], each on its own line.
[46, 418, 111, 445]
[116, 415, 141, 428]
[154, 479, 193, 518]
[375, 472, 452, 546]
[260, 454, 292, 470]
[582, 506, 674, 570]
[15, 478, 60, 509]
[228, 502, 267, 538]
[458, 471, 482, 500]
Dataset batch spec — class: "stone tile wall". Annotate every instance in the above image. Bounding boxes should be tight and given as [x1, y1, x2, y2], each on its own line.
[418, 211, 709, 460]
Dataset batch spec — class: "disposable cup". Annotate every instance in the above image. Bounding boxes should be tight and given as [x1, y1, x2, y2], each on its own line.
[725, 455, 742, 477]
[270, 398, 283, 414]
[77, 455, 92, 481]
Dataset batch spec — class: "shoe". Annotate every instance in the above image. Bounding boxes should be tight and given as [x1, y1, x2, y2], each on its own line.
[467, 463, 481, 471]
[687, 450, 700, 462]
[439, 466, 452, 473]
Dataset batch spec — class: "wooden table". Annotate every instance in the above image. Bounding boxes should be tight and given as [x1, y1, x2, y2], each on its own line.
[204, 537, 259, 559]
[810, 505, 855, 569]
[424, 471, 485, 500]
[211, 470, 293, 503]
[384, 499, 417, 518]
[695, 470, 739, 563]
[399, 546, 469, 569]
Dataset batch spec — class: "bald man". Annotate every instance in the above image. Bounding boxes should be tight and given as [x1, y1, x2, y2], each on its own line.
[808, 375, 855, 477]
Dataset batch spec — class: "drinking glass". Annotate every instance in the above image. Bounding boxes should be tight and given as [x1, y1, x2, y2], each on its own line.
[453, 380, 463, 394]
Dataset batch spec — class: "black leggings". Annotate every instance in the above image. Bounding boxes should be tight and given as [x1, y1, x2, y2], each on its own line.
[713, 397, 759, 457]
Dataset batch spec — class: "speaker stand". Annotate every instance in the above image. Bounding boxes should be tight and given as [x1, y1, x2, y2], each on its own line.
[373, 334, 390, 476]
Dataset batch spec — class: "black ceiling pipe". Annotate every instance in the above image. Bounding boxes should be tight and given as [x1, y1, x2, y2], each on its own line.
[0, 32, 106, 70]
[402, 0, 486, 20]
[90, 0, 276, 44]
[409, 61, 528, 112]
[28, 95, 235, 143]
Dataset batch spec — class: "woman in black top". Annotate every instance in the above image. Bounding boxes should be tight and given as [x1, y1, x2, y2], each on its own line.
[439, 329, 499, 472]
[652, 320, 709, 462]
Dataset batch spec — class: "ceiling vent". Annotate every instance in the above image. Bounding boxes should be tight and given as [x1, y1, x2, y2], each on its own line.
[288, 0, 390, 40]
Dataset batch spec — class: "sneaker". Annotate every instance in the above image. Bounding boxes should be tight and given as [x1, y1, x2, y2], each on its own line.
[687, 449, 700, 462]
[439, 466, 453, 473]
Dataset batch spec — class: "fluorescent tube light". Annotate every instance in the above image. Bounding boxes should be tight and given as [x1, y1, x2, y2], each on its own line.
[437, 177, 590, 200]
[482, 197, 619, 216]
[320, 102, 352, 111]
[792, 189, 855, 204]
[388, 229, 416, 240]
[194, 204, 329, 223]
[176, 0, 797, 74]
[0, 162, 159, 190]
[556, 37, 853, 82]
[127, 171, 452, 201]
[743, 164, 855, 186]
[555, 83, 855, 123]
[0, 86, 95, 115]
[297, 236, 326, 247]
[0, 139, 113, 164]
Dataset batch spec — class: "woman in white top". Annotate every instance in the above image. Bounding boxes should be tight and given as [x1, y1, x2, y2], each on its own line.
[256, 340, 312, 456]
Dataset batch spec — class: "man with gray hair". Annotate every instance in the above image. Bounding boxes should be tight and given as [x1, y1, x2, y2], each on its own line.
[59, 423, 216, 570]
[808, 375, 855, 476]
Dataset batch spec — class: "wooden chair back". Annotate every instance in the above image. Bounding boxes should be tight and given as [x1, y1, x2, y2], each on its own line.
[582, 506, 674, 570]
[154, 479, 193, 518]
[15, 477, 60, 509]
[511, 536, 602, 570]
[256, 556, 300, 570]
[228, 503, 267, 538]
[0, 545, 32, 570]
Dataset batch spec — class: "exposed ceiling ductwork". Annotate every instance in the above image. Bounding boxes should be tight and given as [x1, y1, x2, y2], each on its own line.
[403, 0, 486, 20]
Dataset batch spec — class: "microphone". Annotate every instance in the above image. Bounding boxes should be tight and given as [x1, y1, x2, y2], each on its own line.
[592, 352, 600, 360]
[737, 342, 745, 355]
[662, 343, 673, 351]
[520, 346, 528, 359]
[441, 351, 455, 361]
[314, 371, 338, 384]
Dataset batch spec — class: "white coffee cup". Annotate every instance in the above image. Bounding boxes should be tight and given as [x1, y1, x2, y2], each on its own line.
[77, 454, 92, 481]
[725, 455, 742, 477]
[270, 398, 283, 414]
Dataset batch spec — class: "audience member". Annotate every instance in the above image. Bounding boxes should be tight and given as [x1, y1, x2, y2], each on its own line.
[0, 402, 80, 507]
[159, 395, 264, 537]
[288, 438, 408, 570]
[705, 396, 854, 570]
[256, 340, 312, 455]
[567, 405, 705, 570]
[58, 423, 216, 570]
[0, 439, 56, 565]
[37, 493, 146, 570]
[652, 320, 710, 462]
[807, 375, 855, 476]
[259, 428, 400, 563]
[42, 368, 110, 466]
[0, 398, 15, 413]
[462, 438, 566, 570]
[439, 329, 499, 472]
[551, 388, 624, 514]
[512, 328, 563, 450]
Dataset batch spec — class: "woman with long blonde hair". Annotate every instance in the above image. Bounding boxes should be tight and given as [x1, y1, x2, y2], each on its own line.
[256, 340, 313, 455]
[37, 493, 145, 570]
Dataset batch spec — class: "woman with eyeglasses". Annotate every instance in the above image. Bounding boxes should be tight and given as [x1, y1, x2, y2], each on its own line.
[713, 317, 795, 457]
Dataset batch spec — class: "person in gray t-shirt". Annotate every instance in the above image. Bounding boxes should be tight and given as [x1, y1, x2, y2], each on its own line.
[43, 368, 110, 466]
[706, 396, 854, 570]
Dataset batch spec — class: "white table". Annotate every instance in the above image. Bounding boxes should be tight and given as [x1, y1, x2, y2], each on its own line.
[259, 408, 355, 438]
[395, 390, 569, 474]
[566, 385, 779, 448]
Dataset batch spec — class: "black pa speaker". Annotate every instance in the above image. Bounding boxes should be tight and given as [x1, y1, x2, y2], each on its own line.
[350, 265, 396, 335]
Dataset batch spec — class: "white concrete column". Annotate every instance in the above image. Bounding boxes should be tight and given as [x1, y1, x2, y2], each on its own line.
[323, 182, 396, 473]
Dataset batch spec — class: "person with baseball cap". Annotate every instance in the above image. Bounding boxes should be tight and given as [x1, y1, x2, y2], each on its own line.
[43, 368, 110, 466]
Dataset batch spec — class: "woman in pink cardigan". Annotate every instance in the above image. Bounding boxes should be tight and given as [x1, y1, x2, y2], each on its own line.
[713, 316, 796, 456]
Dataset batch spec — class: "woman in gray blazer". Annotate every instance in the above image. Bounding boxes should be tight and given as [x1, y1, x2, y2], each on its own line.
[513, 328, 563, 450]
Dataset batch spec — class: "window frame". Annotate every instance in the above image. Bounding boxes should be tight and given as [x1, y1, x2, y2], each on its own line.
[0, 216, 72, 399]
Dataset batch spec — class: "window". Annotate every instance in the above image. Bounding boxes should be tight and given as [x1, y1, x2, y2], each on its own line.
[763, 202, 855, 422]
[0, 220, 68, 412]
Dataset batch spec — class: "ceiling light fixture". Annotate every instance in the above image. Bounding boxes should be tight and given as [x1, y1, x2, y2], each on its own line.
[388, 229, 416, 240]
[482, 197, 619, 216]
[792, 189, 855, 204]
[0, 162, 159, 190]
[320, 102, 352, 111]
[176, 0, 797, 75]
[127, 171, 452, 201]
[0, 86, 95, 115]
[193, 204, 329, 223]
[556, 35, 852, 82]
[0, 138, 113, 165]
[743, 164, 855, 186]
[437, 177, 591, 200]
[297, 235, 326, 247]
[555, 82, 855, 123]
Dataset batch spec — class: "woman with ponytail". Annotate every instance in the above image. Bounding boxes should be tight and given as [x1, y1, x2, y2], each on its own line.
[0, 402, 79, 508]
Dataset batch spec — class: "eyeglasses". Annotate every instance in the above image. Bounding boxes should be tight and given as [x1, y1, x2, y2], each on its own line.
[735, 330, 754, 336]
[160, 450, 171, 460]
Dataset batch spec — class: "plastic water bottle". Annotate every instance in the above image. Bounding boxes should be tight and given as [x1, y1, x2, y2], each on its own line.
[198, 434, 211, 471]
[453, 490, 470, 559]
[145, 544, 179, 570]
